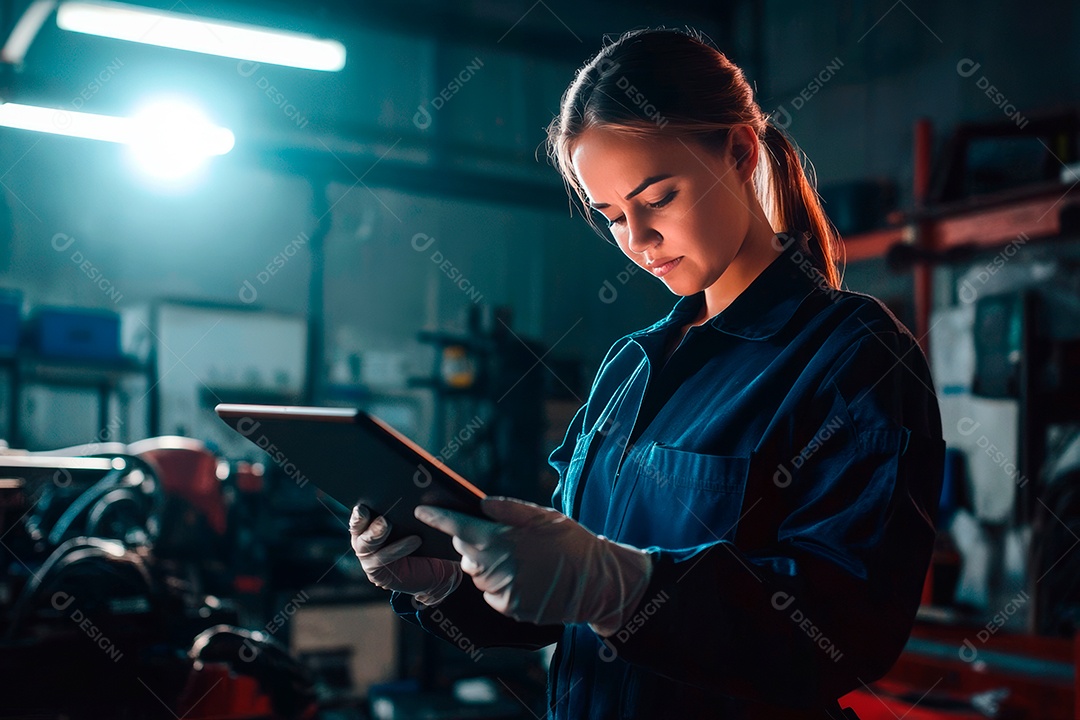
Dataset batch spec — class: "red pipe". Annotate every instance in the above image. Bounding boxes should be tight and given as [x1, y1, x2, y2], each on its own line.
[913, 118, 933, 356]
[913, 118, 934, 609]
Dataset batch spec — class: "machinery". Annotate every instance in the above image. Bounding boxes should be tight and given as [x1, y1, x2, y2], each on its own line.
[0, 438, 319, 720]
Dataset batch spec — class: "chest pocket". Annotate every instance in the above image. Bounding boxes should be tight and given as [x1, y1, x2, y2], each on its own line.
[614, 442, 751, 548]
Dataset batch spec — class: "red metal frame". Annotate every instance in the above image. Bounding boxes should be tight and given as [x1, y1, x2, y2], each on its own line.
[838, 117, 1080, 720]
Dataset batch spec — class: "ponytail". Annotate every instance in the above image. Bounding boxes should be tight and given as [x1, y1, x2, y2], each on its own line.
[760, 121, 844, 289]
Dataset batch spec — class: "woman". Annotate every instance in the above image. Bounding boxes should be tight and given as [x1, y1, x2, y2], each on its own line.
[350, 27, 945, 719]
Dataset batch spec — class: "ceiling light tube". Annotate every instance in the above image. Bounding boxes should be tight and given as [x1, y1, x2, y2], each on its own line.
[56, 0, 346, 71]
[2, 0, 58, 64]
[0, 101, 235, 156]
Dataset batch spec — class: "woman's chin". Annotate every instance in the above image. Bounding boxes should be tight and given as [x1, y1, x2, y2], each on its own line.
[660, 278, 699, 296]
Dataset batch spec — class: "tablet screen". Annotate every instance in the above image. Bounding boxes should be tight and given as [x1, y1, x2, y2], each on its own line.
[215, 404, 485, 561]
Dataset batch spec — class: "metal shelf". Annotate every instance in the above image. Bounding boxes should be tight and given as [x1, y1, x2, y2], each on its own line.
[0, 353, 150, 450]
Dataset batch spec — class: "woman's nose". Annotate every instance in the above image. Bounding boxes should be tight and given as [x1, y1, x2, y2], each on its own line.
[625, 216, 661, 254]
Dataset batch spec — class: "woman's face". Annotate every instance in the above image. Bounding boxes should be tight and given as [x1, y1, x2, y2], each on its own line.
[571, 126, 757, 298]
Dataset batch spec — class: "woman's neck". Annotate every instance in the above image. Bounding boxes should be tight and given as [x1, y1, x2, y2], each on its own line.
[701, 219, 781, 321]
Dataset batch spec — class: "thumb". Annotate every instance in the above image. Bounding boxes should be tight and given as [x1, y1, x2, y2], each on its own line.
[481, 496, 553, 526]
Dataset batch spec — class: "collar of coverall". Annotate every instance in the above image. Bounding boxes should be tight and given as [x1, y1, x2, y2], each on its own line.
[631, 230, 829, 342]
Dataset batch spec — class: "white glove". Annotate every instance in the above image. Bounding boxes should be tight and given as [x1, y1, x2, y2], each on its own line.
[415, 496, 653, 636]
[349, 504, 462, 606]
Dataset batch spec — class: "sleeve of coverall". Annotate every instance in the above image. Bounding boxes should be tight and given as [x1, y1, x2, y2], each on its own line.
[597, 330, 946, 707]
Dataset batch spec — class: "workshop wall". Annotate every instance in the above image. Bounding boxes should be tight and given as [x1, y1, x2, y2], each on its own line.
[0, 0, 1075, 444]
[754, 0, 1079, 213]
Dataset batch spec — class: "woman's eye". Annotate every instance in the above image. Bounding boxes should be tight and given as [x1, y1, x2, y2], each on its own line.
[593, 209, 623, 228]
[646, 191, 677, 209]
[593, 192, 675, 229]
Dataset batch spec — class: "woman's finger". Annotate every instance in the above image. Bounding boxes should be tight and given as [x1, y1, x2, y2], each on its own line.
[359, 534, 423, 568]
[352, 514, 392, 553]
[480, 496, 552, 526]
[348, 504, 372, 536]
[451, 535, 482, 562]
[416, 505, 504, 547]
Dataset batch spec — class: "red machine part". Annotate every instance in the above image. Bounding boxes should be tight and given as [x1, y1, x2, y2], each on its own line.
[128, 436, 228, 536]
[841, 622, 1074, 719]
[235, 461, 265, 494]
[175, 662, 275, 719]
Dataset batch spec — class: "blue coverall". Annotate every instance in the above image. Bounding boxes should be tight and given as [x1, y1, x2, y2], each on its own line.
[392, 232, 946, 719]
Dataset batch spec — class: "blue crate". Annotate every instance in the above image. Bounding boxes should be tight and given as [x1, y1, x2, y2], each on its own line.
[29, 307, 121, 361]
[0, 289, 21, 357]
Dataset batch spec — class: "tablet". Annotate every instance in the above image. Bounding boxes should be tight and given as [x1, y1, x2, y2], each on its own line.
[215, 403, 486, 561]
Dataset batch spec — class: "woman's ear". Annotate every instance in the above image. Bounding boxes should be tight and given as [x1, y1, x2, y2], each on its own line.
[726, 124, 760, 182]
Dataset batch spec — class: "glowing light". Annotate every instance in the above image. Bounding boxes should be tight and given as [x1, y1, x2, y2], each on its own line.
[126, 99, 234, 180]
[57, 0, 346, 71]
[0, 99, 235, 181]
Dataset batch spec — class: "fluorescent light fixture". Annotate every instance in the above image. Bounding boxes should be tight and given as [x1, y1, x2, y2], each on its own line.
[56, 0, 346, 71]
[1, 0, 58, 64]
[0, 99, 234, 179]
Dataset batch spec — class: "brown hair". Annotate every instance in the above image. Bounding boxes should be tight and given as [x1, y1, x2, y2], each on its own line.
[545, 27, 844, 289]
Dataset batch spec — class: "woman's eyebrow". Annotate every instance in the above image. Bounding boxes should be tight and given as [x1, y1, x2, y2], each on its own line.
[588, 173, 673, 209]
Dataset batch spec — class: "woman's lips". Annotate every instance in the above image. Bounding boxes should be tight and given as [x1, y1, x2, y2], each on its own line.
[650, 256, 682, 277]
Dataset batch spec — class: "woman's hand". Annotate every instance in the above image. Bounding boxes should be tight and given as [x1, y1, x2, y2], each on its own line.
[349, 504, 462, 606]
[415, 496, 654, 635]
